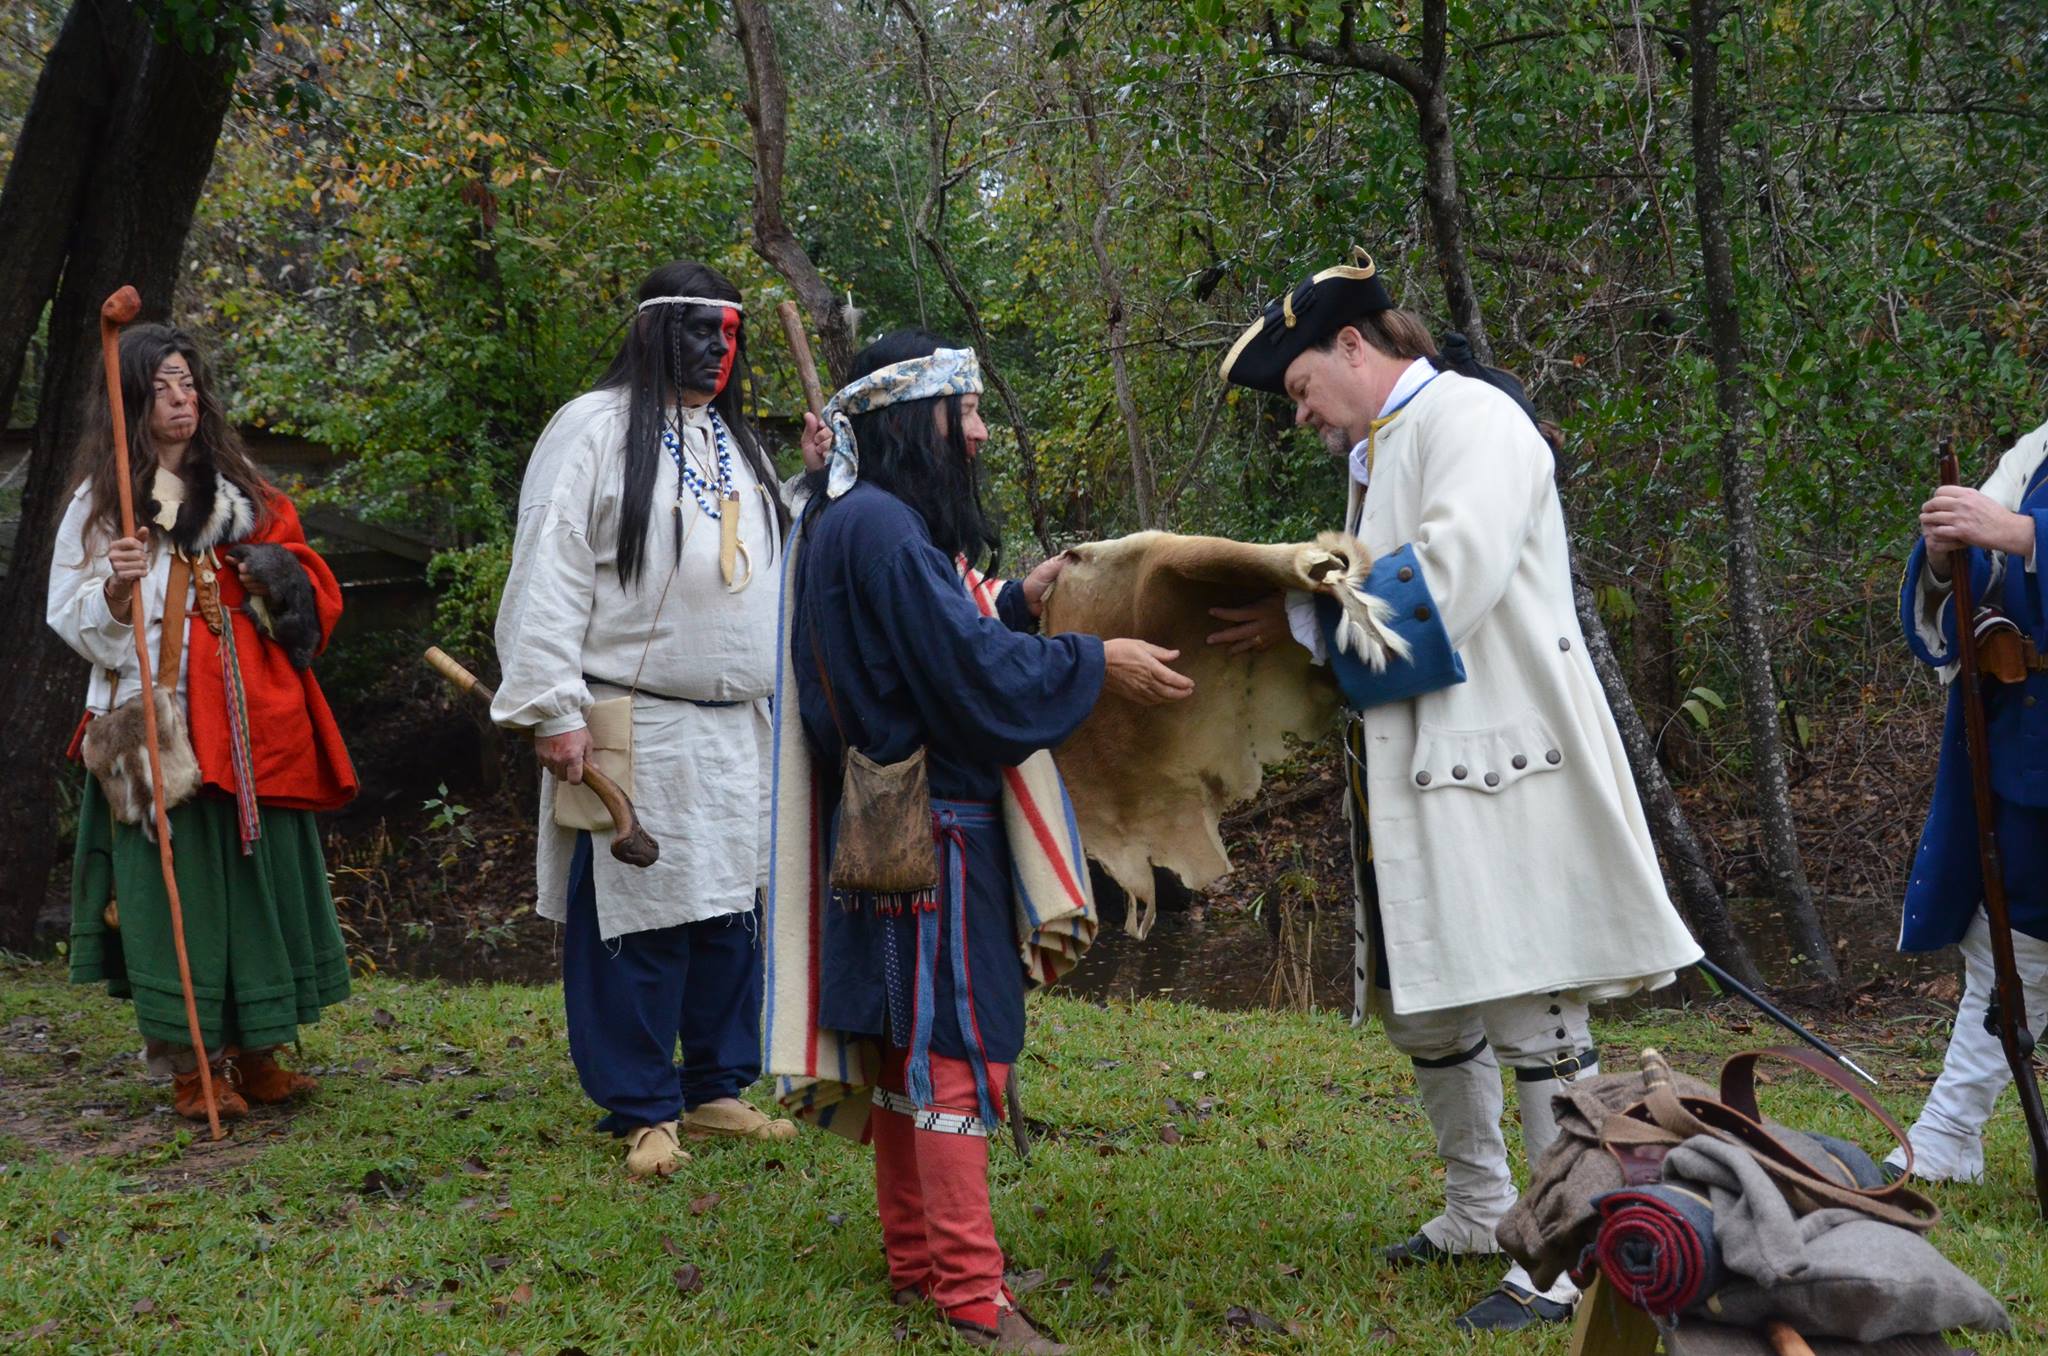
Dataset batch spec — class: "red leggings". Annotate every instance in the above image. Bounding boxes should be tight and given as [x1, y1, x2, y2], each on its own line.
[872, 1045, 1011, 1329]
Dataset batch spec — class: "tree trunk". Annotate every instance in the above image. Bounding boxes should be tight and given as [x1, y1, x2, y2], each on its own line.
[1072, 87, 1159, 527]
[1687, 0, 1838, 988]
[0, 0, 135, 435]
[1413, 1, 1490, 362]
[0, 11, 240, 954]
[732, 0, 854, 387]
[1575, 575, 1762, 986]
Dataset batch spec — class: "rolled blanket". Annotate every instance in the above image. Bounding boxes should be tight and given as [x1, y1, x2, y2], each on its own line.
[1591, 1185, 1726, 1317]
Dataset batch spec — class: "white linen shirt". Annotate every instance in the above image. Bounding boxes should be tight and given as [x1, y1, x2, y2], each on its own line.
[493, 390, 785, 939]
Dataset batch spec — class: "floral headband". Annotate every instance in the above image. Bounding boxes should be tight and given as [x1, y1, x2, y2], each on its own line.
[820, 347, 983, 500]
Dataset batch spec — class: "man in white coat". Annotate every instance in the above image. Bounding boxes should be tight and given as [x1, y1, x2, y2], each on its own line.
[494, 260, 828, 1177]
[1212, 251, 1702, 1330]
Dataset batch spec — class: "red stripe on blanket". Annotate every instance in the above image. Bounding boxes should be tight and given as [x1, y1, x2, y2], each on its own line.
[1001, 764, 1085, 910]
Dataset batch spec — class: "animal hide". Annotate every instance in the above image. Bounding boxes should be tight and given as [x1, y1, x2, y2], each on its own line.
[79, 688, 202, 839]
[227, 542, 320, 670]
[1041, 530, 1405, 931]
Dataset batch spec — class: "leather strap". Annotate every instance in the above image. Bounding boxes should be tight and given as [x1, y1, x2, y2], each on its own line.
[1637, 1046, 1938, 1228]
[1514, 1046, 1599, 1081]
[154, 553, 194, 692]
[1410, 1036, 1490, 1070]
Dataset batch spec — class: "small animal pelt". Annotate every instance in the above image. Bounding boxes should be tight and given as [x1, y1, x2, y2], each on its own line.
[80, 687, 201, 838]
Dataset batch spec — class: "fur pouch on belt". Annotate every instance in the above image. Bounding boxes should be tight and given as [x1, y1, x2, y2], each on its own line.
[226, 542, 320, 670]
[80, 688, 202, 838]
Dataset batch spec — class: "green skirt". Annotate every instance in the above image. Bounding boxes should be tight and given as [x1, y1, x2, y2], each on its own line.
[69, 776, 350, 1052]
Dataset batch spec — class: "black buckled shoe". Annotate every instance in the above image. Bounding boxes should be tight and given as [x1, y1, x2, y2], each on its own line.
[1452, 1284, 1573, 1332]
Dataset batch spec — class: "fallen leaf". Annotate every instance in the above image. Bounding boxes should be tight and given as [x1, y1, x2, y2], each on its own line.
[825, 1212, 846, 1229]
[20, 1321, 60, 1340]
[1224, 1305, 1285, 1334]
[689, 1192, 721, 1216]
[1090, 1247, 1119, 1297]
[506, 1035, 526, 1049]
[484, 1255, 515, 1271]
[418, 1299, 456, 1315]
[358, 1168, 411, 1200]
[458, 1155, 492, 1177]
[672, 1264, 704, 1296]
[1159, 1123, 1183, 1145]
[661, 1234, 682, 1257]
[132, 1298, 157, 1315]
[759, 1158, 786, 1173]
[1275, 1262, 1300, 1278]
[1007, 1267, 1048, 1295]
[372, 1008, 396, 1029]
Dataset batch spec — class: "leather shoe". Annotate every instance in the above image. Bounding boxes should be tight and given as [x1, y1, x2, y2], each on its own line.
[1452, 1284, 1573, 1332]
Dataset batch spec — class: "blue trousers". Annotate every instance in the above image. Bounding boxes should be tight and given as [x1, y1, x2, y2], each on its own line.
[563, 832, 764, 1134]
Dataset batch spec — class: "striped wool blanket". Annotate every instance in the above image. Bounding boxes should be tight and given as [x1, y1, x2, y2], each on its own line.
[763, 507, 1098, 1141]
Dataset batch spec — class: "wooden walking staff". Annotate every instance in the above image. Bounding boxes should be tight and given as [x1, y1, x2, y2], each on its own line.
[777, 300, 828, 419]
[100, 286, 224, 1141]
[1939, 434, 2048, 1220]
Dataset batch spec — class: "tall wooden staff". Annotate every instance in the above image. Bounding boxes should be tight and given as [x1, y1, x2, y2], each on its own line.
[100, 286, 223, 1141]
[1939, 435, 2048, 1218]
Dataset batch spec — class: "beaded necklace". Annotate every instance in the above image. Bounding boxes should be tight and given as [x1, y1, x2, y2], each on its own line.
[662, 408, 735, 521]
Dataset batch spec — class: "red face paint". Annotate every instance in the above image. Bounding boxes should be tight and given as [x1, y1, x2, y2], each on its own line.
[713, 307, 740, 397]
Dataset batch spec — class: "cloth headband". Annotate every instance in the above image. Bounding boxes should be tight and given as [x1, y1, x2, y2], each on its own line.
[820, 348, 983, 500]
[636, 295, 744, 313]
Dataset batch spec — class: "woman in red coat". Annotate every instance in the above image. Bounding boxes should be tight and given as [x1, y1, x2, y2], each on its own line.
[47, 323, 357, 1121]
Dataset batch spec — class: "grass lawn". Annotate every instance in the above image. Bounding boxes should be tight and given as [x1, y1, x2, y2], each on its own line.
[1, 959, 2041, 1354]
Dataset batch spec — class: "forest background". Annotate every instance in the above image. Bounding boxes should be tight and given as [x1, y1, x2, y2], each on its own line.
[0, 0, 2042, 994]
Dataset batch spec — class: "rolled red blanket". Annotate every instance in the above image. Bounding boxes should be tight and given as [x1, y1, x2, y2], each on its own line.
[1591, 1186, 1727, 1317]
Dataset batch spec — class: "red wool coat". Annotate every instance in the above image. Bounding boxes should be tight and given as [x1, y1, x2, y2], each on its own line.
[193, 493, 357, 810]
[69, 491, 357, 811]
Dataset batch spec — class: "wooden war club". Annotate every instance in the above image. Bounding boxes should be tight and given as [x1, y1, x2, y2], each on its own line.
[1938, 434, 2048, 1219]
[101, 285, 223, 1141]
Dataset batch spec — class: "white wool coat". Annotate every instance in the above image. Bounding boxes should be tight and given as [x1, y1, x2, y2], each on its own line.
[1347, 370, 1702, 1015]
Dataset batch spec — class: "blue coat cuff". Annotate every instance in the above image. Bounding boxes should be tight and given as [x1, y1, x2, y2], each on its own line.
[1899, 540, 1996, 669]
[1319, 543, 1465, 709]
[996, 578, 1039, 633]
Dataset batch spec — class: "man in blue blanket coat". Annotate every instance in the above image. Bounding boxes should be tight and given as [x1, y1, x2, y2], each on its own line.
[1888, 417, 2048, 1184]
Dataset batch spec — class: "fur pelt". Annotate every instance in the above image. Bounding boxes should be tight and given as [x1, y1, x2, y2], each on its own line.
[80, 688, 201, 838]
[227, 542, 319, 669]
[149, 459, 256, 555]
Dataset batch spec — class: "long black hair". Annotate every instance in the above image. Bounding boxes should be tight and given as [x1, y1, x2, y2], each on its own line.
[806, 328, 1001, 574]
[596, 260, 787, 588]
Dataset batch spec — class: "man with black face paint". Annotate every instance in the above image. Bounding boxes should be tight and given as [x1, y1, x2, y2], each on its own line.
[493, 261, 833, 1177]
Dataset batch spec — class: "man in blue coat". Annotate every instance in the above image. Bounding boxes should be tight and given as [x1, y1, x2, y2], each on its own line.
[1889, 417, 2048, 1183]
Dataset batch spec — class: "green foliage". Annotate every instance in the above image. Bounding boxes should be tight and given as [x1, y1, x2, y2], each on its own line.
[91, 0, 2039, 777]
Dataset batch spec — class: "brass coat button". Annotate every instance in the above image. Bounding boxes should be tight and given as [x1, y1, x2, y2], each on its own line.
[1415, 771, 1432, 787]
[1414, 605, 1431, 622]
[1512, 755, 1528, 770]
[1397, 566, 1414, 583]
[1545, 749, 1562, 765]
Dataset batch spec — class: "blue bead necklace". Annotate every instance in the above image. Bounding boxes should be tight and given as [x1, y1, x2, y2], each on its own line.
[662, 408, 735, 521]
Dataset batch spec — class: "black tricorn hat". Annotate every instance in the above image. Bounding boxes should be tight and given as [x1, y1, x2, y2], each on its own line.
[1219, 248, 1395, 395]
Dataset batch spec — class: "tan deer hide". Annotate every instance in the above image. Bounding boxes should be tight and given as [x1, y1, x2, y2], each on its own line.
[1040, 530, 1402, 934]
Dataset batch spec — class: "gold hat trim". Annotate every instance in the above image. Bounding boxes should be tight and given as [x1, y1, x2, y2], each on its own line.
[1217, 250, 1378, 384]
